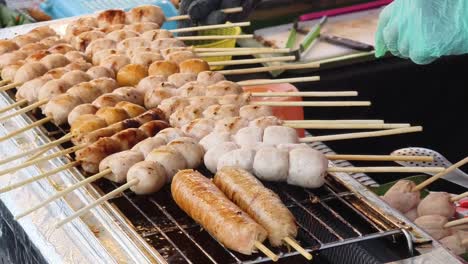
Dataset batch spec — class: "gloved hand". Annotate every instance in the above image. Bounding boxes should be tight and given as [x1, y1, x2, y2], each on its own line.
[375, 0, 468, 64]
[178, 0, 257, 28]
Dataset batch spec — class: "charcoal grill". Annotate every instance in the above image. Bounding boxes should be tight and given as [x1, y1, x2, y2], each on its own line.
[0, 19, 463, 264]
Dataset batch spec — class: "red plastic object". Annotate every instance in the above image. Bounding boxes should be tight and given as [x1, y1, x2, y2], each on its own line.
[299, 0, 393, 22]
[458, 198, 468, 208]
[243, 82, 305, 137]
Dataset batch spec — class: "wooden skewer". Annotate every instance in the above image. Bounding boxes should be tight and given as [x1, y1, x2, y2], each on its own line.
[444, 217, 468, 229]
[178, 34, 254, 41]
[218, 63, 320, 75]
[283, 119, 384, 124]
[0, 117, 52, 142]
[209, 56, 295, 66]
[0, 99, 47, 122]
[252, 91, 357, 97]
[327, 166, 445, 173]
[285, 123, 409, 129]
[170, 21, 250, 33]
[166, 7, 243, 21]
[299, 126, 423, 142]
[0, 99, 27, 114]
[254, 241, 279, 262]
[0, 145, 84, 178]
[451, 191, 468, 202]
[0, 161, 79, 194]
[54, 178, 138, 228]
[326, 154, 434, 162]
[251, 101, 371, 107]
[14, 169, 111, 220]
[0, 81, 21, 92]
[0, 79, 11, 86]
[0, 133, 72, 166]
[197, 48, 290, 57]
[238, 76, 320, 86]
[413, 157, 468, 192]
[283, 237, 312, 260]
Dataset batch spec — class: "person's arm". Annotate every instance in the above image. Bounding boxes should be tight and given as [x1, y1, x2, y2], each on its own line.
[178, 0, 260, 28]
[375, 0, 468, 64]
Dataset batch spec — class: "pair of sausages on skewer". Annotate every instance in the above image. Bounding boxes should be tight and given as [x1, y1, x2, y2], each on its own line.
[173, 167, 297, 255]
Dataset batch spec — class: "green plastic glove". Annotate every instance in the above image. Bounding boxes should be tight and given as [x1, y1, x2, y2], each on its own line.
[375, 0, 468, 64]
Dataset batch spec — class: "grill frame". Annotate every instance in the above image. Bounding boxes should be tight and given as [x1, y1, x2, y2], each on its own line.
[0, 18, 463, 264]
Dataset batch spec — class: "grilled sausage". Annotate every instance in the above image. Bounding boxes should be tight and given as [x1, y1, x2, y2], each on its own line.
[127, 160, 167, 194]
[179, 59, 210, 74]
[167, 137, 205, 168]
[167, 72, 196, 87]
[114, 101, 146, 117]
[197, 71, 226, 86]
[138, 120, 170, 137]
[171, 170, 268, 255]
[217, 148, 256, 173]
[131, 136, 167, 157]
[96, 106, 130, 125]
[68, 104, 99, 126]
[206, 81, 243, 97]
[146, 146, 187, 182]
[76, 137, 122, 174]
[44, 94, 83, 125]
[99, 150, 144, 183]
[14, 61, 48, 84]
[202, 104, 239, 120]
[127, 5, 165, 25]
[214, 167, 297, 246]
[97, 9, 127, 28]
[148, 60, 179, 78]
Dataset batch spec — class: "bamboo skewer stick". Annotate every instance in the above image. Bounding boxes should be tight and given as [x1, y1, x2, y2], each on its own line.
[0, 79, 10, 86]
[55, 178, 138, 228]
[284, 119, 384, 124]
[178, 34, 254, 41]
[0, 81, 20, 92]
[444, 217, 468, 229]
[0, 99, 27, 114]
[197, 48, 290, 57]
[0, 145, 84, 177]
[283, 237, 312, 260]
[299, 126, 423, 142]
[327, 166, 445, 173]
[0, 161, 79, 194]
[326, 154, 434, 162]
[14, 169, 111, 220]
[170, 21, 250, 33]
[0, 134, 72, 166]
[254, 241, 279, 262]
[219, 63, 320, 75]
[252, 91, 357, 97]
[209, 56, 295, 66]
[285, 123, 409, 129]
[251, 101, 371, 107]
[166, 7, 243, 21]
[238, 76, 320, 86]
[0, 117, 52, 142]
[0, 99, 47, 122]
[413, 157, 468, 192]
[451, 191, 468, 202]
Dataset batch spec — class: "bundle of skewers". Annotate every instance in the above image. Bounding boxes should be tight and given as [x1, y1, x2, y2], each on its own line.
[0, 4, 460, 261]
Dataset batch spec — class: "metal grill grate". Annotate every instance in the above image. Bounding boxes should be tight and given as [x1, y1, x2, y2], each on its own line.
[94, 166, 416, 264]
[1, 84, 417, 264]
